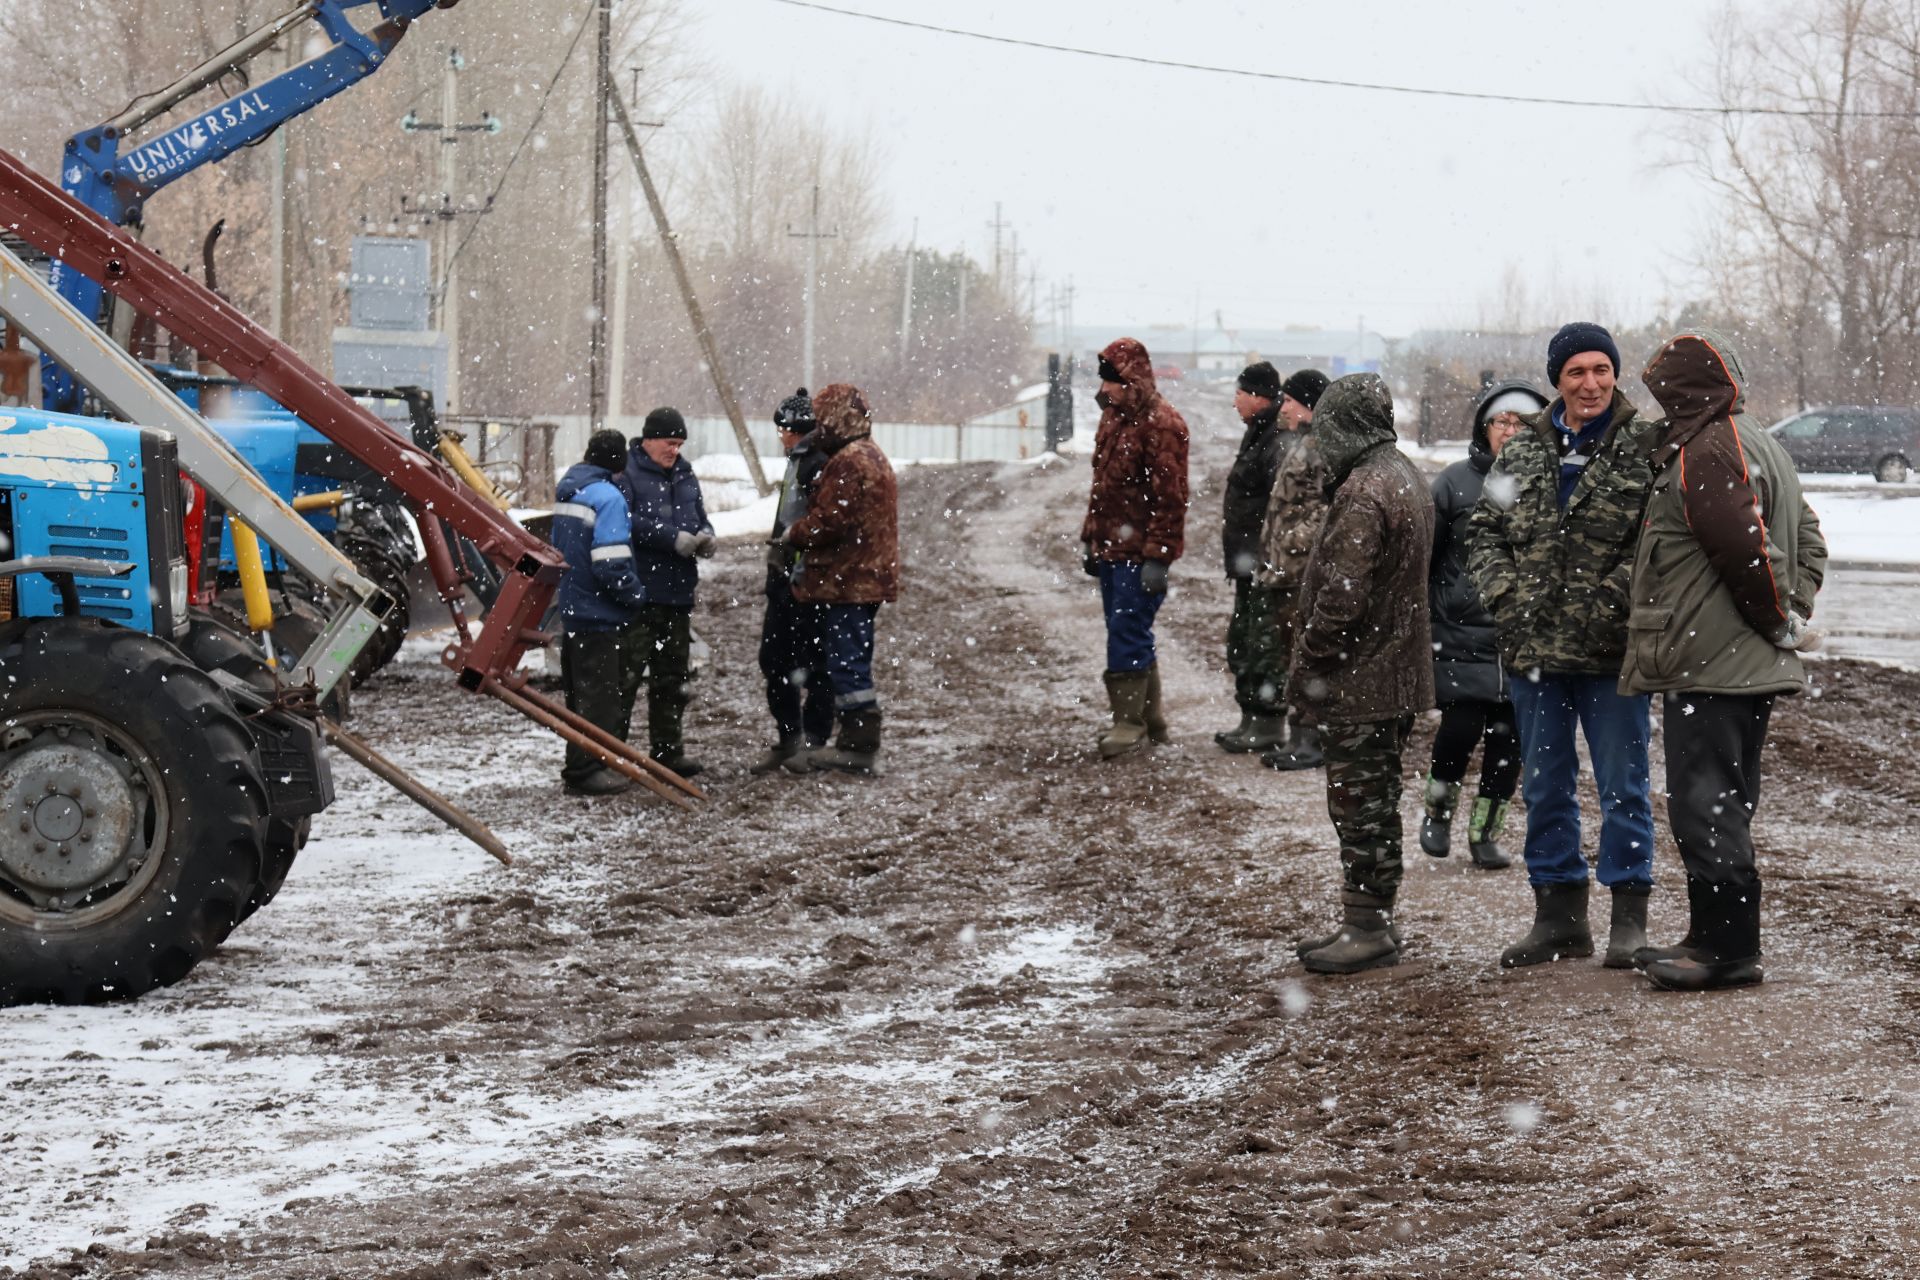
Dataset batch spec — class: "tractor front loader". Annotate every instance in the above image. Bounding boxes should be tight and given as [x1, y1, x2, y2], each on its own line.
[0, 147, 699, 1006]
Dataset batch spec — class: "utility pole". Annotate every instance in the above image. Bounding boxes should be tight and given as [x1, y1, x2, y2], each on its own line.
[787, 183, 836, 391]
[609, 88, 770, 493]
[400, 49, 501, 415]
[898, 217, 916, 366]
[588, 0, 613, 432]
[608, 64, 641, 426]
[986, 202, 1009, 295]
[1028, 265, 1037, 326]
[957, 249, 968, 330]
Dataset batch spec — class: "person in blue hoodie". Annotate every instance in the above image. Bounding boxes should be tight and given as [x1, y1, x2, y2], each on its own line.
[553, 429, 650, 796]
[616, 407, 715, 777]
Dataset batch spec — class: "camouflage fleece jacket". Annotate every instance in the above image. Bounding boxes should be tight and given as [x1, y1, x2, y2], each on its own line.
[786, 384, 901, 605]
[1081, 338, 1190, 564]
[1466, 388, 1654, 675]
[1287, 374, 1436, 726]
[1256, 425, 1329, 593]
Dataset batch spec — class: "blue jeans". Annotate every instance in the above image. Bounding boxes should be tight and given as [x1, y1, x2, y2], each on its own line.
[1508, 673, 1654, 889]
[1097, 561, 1164, 672]
[821, 602, 880, 710]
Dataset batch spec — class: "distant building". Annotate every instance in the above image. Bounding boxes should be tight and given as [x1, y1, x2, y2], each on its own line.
[1066, 323, 1389, 379]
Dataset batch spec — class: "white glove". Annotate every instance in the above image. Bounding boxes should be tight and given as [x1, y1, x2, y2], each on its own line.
[1772, 612, 1822, 652]
[672, 530, 700, 558]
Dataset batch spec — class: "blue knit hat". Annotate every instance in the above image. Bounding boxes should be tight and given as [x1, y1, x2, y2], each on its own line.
[1546, 322, 1621, 389]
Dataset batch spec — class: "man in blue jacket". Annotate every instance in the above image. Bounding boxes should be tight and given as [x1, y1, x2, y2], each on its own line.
[553, 429, 649, 795]
[618, 407, 715, 777]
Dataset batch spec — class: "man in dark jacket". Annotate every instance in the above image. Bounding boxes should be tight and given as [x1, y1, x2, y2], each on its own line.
[552, 429, 649, 795]
[1257, 368, 1332, 770]
[1468, 322, 1658, 970]
[1287, 373, 1435, 975]
[1216, 361, 1291, 753]
[617, 407, 714, 778]
[785, 383, 899, 775]
[1624, 331, 1826, 991]
[1418, 381, 1545, 868]
[752, 389, 834, 775]
[1081, 337, 1190, 758]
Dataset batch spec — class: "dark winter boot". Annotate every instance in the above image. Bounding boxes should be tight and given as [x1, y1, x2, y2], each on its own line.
[1466, 797, 1513, 870]
[1499, 881, 1594, 968]
[1633, 878, 1712, 969]
[651, 750, 706, 780]
[1218, 713, 1286, 754]
[1144, 665, 1171, 745]
[1294, 915, 1403, 959]
[1300, 889, 1401, 975]
[1645, 884, 1763, 991]
[1214, 711, 1253, 751]
[1261, 716, 1323, 771]
[1419, 774, 1461, 858]
[1602, 885, 1652, 969]
[1100, 671, 1152, 758]
[780, 736, 828, 775]
[750, 734, 803, 775]
[564, 765, 634, 797]
[813, 707, 884, 776]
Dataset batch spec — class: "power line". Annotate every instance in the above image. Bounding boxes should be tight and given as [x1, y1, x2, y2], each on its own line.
[442, 1, 597, 286]
[764, 0, 1918, 120]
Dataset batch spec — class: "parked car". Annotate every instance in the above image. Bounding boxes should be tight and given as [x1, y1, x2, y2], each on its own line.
[1768, 405, 1919, 483]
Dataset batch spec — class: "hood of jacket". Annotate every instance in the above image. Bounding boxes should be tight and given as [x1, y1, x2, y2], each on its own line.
[1641, 328, 1748, 469]
[1097, 337, 1161, 417]
[1311, 373, 1397, 484]
[1469, 379, 1549, 470]
[811, 382, 874, 453]
[556, 462, 612, 502]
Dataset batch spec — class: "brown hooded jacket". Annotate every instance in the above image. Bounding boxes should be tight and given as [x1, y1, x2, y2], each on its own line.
[1081, 337, 1190, 564]
[786, 383, 901, 605]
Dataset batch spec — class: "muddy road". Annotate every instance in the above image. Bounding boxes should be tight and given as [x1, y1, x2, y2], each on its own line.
[7, 388, 1920, 1278]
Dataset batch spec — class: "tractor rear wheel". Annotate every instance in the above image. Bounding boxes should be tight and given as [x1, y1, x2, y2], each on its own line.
[339, 540, 412, 681]
[0, 618, 268, 1005]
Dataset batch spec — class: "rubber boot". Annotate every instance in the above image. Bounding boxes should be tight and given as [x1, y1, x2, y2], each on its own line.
[750, 734, 803, 775]
[1100, 671, 1152, 758]
[1645, 884, 1763, 991]
[1499, 881, 1594, 968]
[1295, 915, 1403, 959]
[1633, 878, 1711, 969]
[780, 736, 828, 774]
[1466, 797, 1514, 870]
[1261, 716, 1323, 771]
[651, 750, 705, 779]
[1300, 889, 1401, 975]
[1213, 711, 1253, 751]
[1419, 774, 1461, 858]
[813, 707, 884, 776]
[1602, 885, 1651, 969]
[564, 765, 633, 797]
[1218, 713, 1286, 754]
[1144, 664, 1171, 745]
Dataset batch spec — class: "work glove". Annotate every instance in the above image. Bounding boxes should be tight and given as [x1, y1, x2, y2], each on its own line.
[1771, 612, 1822, 653]
[1081, 542, 1099, 577]
[1140, 559, 1170, 595]
[672, 530, 700, 558]
[694, 532, 717, 559]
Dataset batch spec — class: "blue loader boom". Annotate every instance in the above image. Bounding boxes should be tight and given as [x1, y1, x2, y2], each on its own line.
[43, 0, 460, 414]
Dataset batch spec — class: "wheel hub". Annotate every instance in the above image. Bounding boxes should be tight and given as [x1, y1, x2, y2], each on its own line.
[0, 741, 138, 895]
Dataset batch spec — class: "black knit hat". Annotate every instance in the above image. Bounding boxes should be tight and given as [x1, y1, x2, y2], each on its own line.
[641, 406, 688, 441]
[1281, 368, 1330, 409]
[1546, 322, 1621, 389]
[584, 428, 627, 472]
[773, 388, 815, 434]
[1237, 361, 1281, 401]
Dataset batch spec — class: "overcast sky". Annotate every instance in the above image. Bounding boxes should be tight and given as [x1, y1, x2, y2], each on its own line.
[682, 0, 1754, 338]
